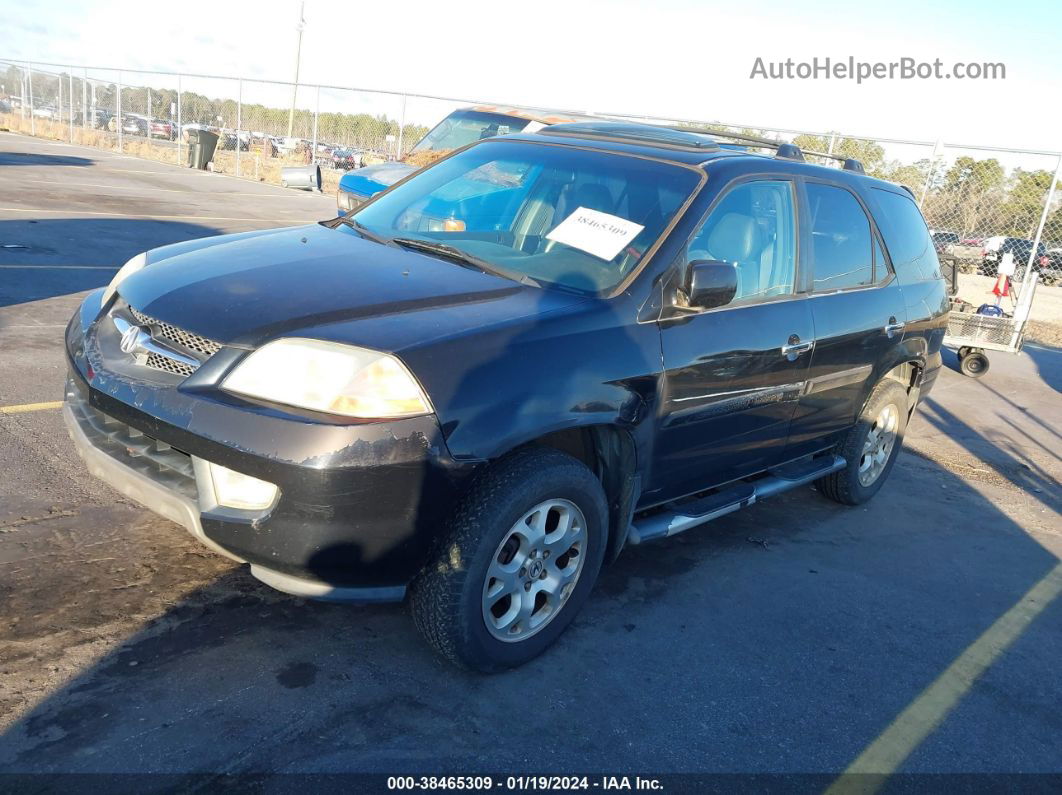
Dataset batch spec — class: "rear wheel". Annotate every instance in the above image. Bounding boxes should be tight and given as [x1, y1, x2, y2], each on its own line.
[818, 380, 908, 506]
[410, 447, 608, 672]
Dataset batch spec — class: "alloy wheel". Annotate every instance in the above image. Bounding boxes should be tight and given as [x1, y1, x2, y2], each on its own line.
[858, 403, 899, 486]
[481, 499, 587, 642]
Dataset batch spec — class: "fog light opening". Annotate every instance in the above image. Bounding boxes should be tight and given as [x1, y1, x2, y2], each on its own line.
[206, 461, 278, 511]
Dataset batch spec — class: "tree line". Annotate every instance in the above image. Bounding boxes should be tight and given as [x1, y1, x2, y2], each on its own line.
[792, 134, 1059, 244]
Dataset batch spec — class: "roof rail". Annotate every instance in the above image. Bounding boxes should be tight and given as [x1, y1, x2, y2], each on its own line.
[540, 121, 720, 151]
[660, 124, 865, 172]
[776, 143, 804, 162]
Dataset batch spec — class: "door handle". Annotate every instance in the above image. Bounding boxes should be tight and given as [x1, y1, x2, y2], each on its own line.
[781, 338, 814, 359]
[884, 319, 906, 337]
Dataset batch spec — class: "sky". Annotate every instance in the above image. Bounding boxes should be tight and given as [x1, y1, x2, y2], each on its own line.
[2, 0, 1060, 159]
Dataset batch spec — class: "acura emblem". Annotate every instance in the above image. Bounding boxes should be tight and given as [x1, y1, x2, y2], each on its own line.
[120, 324, 149, 354]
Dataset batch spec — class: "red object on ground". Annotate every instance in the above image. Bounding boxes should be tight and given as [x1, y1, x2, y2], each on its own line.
[992, 274, 1010, 298]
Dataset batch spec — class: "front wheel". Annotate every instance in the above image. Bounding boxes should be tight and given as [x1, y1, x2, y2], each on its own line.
[818, 380, 909, 506]
[410, 447, 608, 672]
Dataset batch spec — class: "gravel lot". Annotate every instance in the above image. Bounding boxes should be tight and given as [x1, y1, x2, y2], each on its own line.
[1, 132, 1060, 786]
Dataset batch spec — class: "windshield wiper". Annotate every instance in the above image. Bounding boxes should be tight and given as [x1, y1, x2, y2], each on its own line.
[330, 216, 399, 248]
[391, 238, 539, 286]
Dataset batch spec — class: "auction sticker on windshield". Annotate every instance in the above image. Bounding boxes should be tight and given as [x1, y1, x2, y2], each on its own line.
[546, 207, 645, 261]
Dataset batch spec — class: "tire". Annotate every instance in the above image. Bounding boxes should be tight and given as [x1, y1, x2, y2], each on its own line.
[409, 447, 608, 672]
[960, 351, 990, 378]
[818, 380, 909, 506]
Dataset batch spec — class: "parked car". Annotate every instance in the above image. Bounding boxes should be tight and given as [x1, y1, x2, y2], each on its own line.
[942, 236, 984, 267]
[63, 121, 947, 671]
[337, 105, 594, 213]
[248, 133, 278, 158]
[109, 113, 149, 137]
[89, 109, 113, 130]
[149, 119, 177, 140]
[276, 137, 310, 155]
[982, 235, 1050, 278]
[331, 148, 362, 171]
[218, 130, 250, 151]
[930, 230, 960, 253]
[1041, 248, 1062, 283]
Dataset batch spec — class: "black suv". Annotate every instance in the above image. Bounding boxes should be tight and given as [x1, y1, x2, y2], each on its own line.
[64, 122, 948, 670]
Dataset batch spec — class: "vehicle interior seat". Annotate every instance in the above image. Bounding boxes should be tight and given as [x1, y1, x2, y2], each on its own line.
[694, 212, 767, 300]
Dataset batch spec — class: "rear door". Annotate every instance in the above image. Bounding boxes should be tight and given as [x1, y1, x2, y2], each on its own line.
[648, 177, 814, 505]
[786, 180, 907, 456]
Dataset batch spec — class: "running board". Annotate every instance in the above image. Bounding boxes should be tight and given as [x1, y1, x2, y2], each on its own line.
[627, 454, 845, 545]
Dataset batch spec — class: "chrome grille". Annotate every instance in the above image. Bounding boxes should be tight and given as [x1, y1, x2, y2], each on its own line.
[146, 352, 196, 377]
[129, 306, 222, 357]
[122, 304, 222, 378]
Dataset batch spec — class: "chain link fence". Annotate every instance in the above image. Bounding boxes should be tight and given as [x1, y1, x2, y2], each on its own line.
[2, 59, 1059, 283]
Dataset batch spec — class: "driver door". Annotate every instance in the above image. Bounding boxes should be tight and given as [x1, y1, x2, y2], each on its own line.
[646, 178, 814, 505]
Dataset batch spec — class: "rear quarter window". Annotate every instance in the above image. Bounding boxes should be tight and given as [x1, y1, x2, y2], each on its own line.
[869, 188, 942, 283]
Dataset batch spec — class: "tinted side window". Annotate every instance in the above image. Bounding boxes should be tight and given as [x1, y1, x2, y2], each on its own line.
[806, 183, 874, 290]
[688, 180, 796, 303]
[870, 188, 942, 282]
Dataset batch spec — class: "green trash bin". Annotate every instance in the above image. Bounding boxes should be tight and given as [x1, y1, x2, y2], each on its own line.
[186, 128, 219, 170]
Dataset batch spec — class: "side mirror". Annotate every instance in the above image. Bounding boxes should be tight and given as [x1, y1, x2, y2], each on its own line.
[687, 260, 738, 309]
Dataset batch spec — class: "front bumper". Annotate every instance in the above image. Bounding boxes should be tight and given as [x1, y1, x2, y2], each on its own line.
[64, 297, 477, 601]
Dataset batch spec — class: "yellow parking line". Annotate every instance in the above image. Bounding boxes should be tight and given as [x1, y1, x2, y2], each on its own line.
[0, 401, 63, 414]
[826, 560, 1062, 795]
[0, 206, 306, 223]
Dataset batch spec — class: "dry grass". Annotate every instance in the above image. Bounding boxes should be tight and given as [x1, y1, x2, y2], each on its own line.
[403, 148, 452, 168]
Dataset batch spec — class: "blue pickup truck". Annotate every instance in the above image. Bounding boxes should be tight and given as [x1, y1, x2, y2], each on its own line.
[336, 105, 589, 214]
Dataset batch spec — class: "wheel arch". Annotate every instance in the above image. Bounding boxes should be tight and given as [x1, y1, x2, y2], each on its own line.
[510, 424, 639, 565]
[881, 359, 926, 416]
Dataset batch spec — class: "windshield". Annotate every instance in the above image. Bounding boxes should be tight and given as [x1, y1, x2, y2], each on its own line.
[410, 110, 534, 153]
[350, 140, 701, 294]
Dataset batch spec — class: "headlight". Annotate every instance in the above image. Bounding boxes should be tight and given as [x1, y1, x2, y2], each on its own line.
[337, 189, 356, 213]
[222, 338, 432, 419]
[101, 252, 147, 308]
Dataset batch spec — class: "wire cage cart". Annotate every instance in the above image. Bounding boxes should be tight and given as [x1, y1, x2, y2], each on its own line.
[944, 275, 1039, 378]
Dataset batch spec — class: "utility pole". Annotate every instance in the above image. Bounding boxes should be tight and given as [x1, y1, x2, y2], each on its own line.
[286, 1, 306, 140]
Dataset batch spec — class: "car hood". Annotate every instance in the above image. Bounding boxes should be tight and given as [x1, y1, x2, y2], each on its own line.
[117, 223, 586, 352]
[338, 162, 417, 198]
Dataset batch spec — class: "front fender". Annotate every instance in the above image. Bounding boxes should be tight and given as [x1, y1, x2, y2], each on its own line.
[403, 299, 662, 465]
